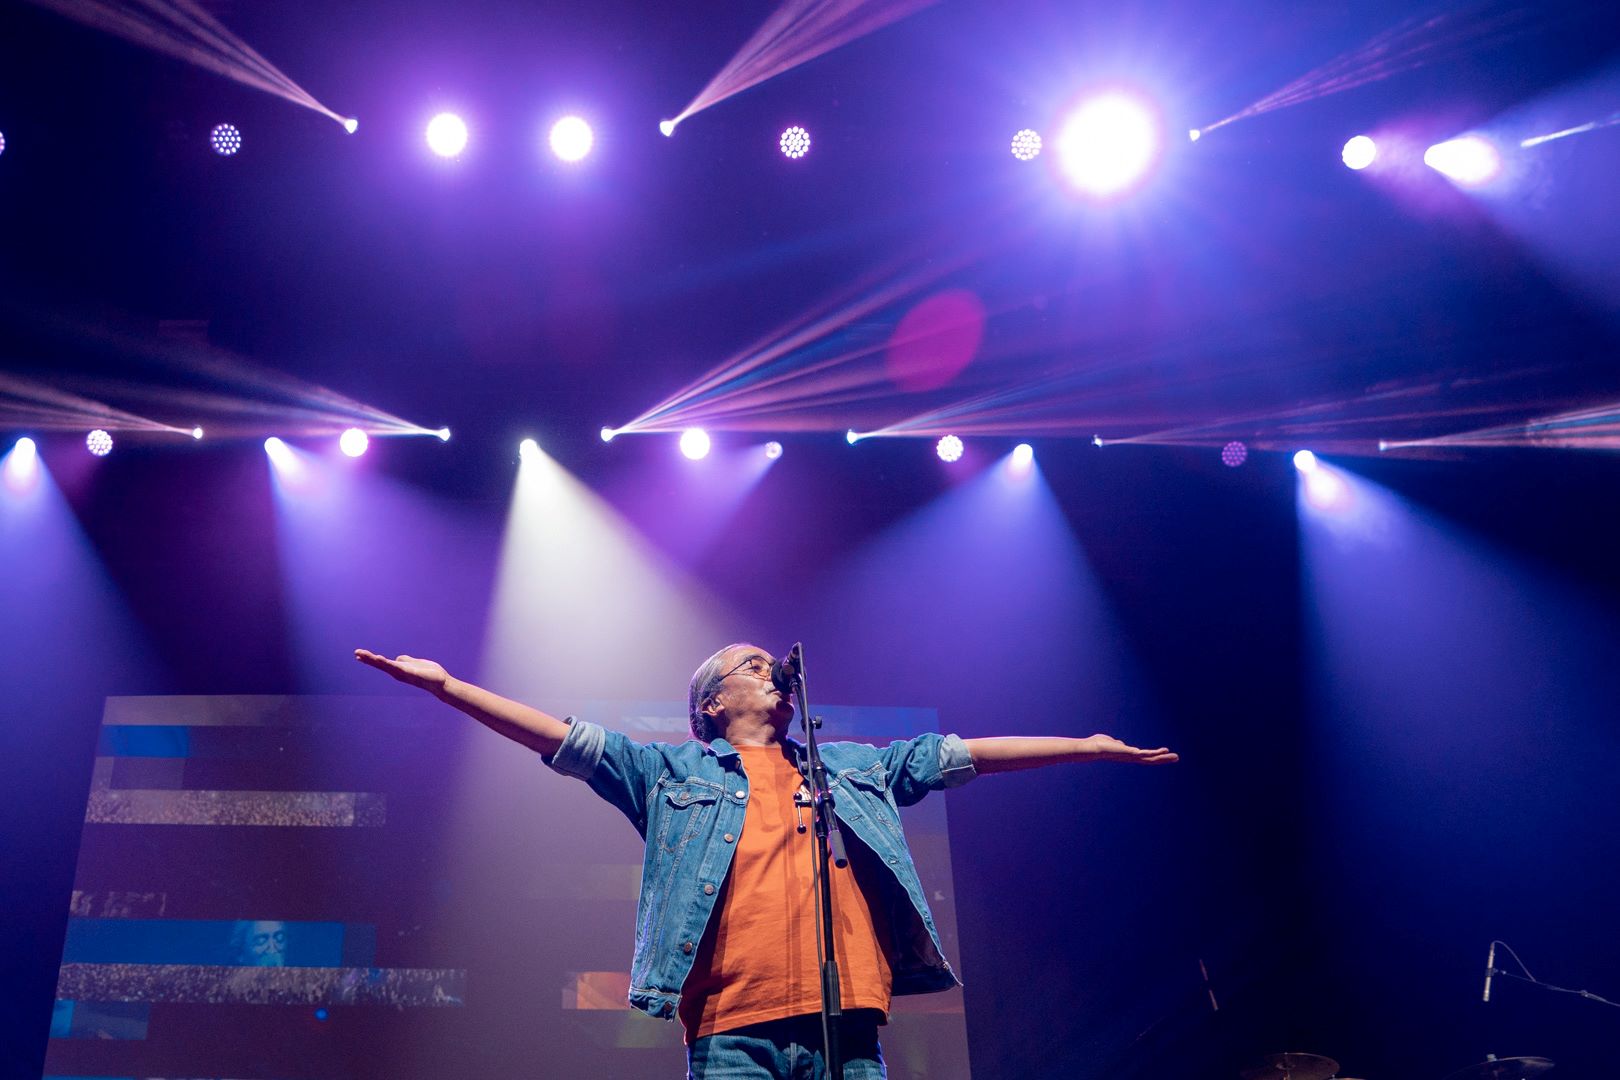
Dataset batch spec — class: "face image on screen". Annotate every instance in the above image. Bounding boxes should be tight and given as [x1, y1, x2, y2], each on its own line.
[46, 695, 971, 1079]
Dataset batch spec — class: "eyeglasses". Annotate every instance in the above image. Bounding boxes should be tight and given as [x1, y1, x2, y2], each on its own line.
[706, 654, 772, 699]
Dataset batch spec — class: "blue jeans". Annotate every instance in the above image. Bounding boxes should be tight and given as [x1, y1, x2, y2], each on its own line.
[687, 1011, 886, 1079]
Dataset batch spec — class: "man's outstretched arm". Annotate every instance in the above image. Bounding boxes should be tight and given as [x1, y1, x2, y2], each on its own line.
[354, 648, 571, 757]
[964, 735, 1178, 774]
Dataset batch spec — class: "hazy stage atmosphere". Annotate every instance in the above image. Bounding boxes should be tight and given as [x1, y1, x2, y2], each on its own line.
[4, 0, 1620, 1077]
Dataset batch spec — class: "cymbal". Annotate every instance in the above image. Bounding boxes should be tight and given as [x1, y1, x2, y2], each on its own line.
[1241, 1052, 1341, 1080]
[1441, 1057, 1554, 1080]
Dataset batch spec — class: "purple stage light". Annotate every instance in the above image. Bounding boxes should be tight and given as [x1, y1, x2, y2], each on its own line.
[1010, 129, 1042, 161]
[936, 434, 964, 463]
[1055, 92, 1160, 197]
[426, 113, 469, 158]
[1221, 441, 1248, 467]
[1293, 449, 1318, 473]
[0, 130, 8, 156]
[1424, 135, 1500, 186]
[86, 429, 113, 457]
[550, 115, 594, 162]
[210, 123, 242, 156]
[679, 428, 712, 460]
[1010, 443, 1034, 470]
[764, 440, 783, 460]
[339, 428, 369, 458]
[779, 126, 811, 159]
[1341, 135, 1377, 170]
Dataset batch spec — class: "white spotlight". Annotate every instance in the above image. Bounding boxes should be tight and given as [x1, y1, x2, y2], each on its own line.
[435, 427, 451, 442]
[210, 123, 242, 156]
[845, 429, 860, 445]
[519, 438, 541, 462]
[1010, 443, 1034, 469]
[5, 436, 38, 488]
[0, 130, 7, 156]
[550, 115, 594, 162]
[86, 429, 113, 457]
[1188, 128, 1202, 142]
[264, 437, 296, 471]
[780, 126, 811, 159]
[426, 112, 469, 158]
[600, 427, 617, 443]
[190, 426, 204, 440]
[1424, 135, 1500, 186]
[679, 428, 711, 460]
[1341, 135, 1377, 170]
[1293, 450, 1318, 473]
[1010, 129, 1042, 161]
[764, 440, 783, 460]
[936, 435, 964, 463]
[659, 119, 676, 137]
[343, 118, 359, 134]
[339, 428, 369, 458]
[1055, 92, 1160, 197]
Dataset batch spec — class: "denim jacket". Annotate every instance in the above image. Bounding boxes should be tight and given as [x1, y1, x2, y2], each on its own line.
[544, 718, 977, 1020]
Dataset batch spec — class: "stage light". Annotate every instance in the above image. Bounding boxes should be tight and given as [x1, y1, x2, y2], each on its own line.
[1293, 449, 1318, 473]
[1304, 467, 1346, 509]
[10, 437, 36, 468]
[679, 427, 711, 460]
[1188, 128, 1201, 142]
[600, 427, 617, 443]
[1055, 92, 1160, 197]
[1341, 134, 1377, 170]
[845, 430, 860, 445]
[0, 130, 7, 156]
[1424, 135, 1500, 186]
[191, 426, 204, 440]
[339, 428, 369, 458]
[519, 438, 540, 462]
[210, 123, 242, 156]
[550, 115, 593, 162]
[936, 434, 964, 463]
[343, 118, 359, 134]
[1010, 129, 1042, 161]
[86, 429, 113, 457]
[1010, 443, 1034, 469]
[436, 427, 451, 442]
[264, 437, 296, 471]
[1221, 441, 1248, 467]
[764, 440, 783, 460]
[780, 126, 811, 159]
[659, 119, 676, 137]
[426, 112, 469, 158]
[1092, 435, 1104, 447]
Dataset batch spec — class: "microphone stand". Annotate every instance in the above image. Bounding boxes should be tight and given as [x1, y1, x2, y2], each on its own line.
[784, 642, 849, 1079]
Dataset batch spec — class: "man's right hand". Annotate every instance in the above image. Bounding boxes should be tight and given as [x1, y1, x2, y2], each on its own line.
[354, 649, 451, 697]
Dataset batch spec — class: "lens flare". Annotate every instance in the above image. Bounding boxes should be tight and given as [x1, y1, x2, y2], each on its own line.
[426, 113, 469, 158]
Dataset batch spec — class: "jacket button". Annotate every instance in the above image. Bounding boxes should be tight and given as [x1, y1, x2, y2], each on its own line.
[723, 833, 735, 843]
[683, 941, 694, 954]
[703, 883, 715, 895]
[735, 790, 746, 799]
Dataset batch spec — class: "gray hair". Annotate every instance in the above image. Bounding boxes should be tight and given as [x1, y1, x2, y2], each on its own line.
[687, 643, 756, 742]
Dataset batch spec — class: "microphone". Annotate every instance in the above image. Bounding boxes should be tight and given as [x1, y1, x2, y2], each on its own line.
[1483, 941, 1496, 1003]
[770, 643, 802, 695]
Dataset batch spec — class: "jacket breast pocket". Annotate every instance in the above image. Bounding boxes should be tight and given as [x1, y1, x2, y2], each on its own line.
[653, 780, 721, 854]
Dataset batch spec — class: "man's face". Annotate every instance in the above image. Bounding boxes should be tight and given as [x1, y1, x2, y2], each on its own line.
[706, 646, 794, 734]
[240, 920, 287, 967]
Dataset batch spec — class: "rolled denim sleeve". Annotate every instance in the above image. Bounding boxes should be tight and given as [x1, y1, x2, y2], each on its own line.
[542, 718, 665, 837]
[880, 731, 978, 807]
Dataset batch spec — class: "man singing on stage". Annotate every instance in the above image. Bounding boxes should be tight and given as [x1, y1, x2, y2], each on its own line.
[356, 642, 1176, 1079]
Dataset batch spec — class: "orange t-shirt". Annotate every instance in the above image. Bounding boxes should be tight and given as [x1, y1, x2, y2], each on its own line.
[678, 744, 893, 1043]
